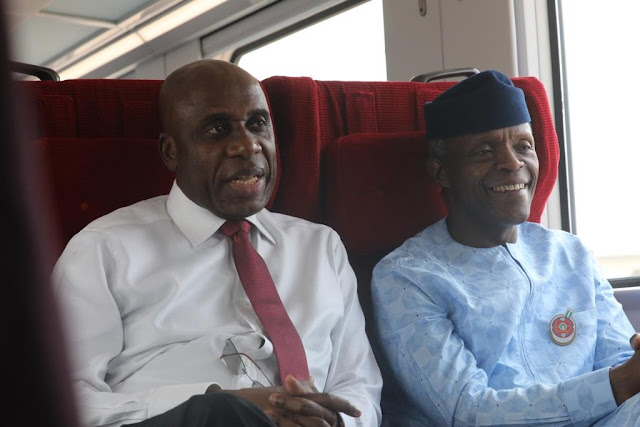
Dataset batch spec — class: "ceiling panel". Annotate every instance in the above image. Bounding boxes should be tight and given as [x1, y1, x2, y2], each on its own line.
[6, 0, 282, 79]
[10, 15, 104, 65]
[5, 0, 50, 30]
[42, 0, 159, 22]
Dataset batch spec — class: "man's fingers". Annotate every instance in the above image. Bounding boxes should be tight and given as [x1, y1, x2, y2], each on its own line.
[269, 394, 333, 418]
[274, 376, 359, 422]
[270, 392, 360, 418]
[302, 393, 361, 417]
[284, 375, 318, 394]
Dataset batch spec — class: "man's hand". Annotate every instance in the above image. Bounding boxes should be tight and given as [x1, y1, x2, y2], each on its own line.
[631, 333, 640, 351]
[609, 333, 640, 406]
[206, 384, 289, 420]
[265, 375, 361, 426]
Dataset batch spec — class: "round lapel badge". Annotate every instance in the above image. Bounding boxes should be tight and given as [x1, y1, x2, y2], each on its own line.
[550, 309, 576, 346]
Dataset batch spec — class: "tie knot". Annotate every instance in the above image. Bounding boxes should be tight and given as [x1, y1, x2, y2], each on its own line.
[220, 220, 251, 238]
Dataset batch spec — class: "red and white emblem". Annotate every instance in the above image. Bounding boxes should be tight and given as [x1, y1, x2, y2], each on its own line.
[549, 309, 576, 346]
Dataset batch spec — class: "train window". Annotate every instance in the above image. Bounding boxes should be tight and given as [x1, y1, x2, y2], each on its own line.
[559, 1, 640, 280]
[234, 0, 386, 81]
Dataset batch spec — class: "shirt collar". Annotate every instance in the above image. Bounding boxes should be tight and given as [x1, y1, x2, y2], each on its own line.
[439, 217, 526, 253]
[166, 181, 276, 247]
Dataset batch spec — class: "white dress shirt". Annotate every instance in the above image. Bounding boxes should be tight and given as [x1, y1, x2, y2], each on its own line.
[53, 181, 382, 427]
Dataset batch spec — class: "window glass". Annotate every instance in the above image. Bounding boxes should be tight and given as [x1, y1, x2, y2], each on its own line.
[236, 0, 386, 81]
[560, 0, 640, 278]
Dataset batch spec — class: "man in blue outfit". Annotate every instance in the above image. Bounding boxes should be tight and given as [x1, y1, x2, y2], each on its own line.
[371, 70, 640, 426]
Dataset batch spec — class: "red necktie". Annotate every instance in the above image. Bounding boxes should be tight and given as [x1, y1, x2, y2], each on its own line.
[221, 220, 309, 385]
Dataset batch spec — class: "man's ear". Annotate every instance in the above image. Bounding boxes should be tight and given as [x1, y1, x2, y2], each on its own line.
[427, 158, 451, 189]
[159, 133, 177, 172]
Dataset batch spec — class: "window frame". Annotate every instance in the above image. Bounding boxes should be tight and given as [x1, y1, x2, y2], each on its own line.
[547, 0, 639, 288]
[230, 0, 367, 65]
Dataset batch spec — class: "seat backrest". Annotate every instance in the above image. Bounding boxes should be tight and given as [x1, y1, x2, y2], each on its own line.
[262, 76, 560, 321]
[20, 79, 163, 139]
[21, 75, 560, 324]
[18, 79, 173, 255]
[614, 287, 640, 331]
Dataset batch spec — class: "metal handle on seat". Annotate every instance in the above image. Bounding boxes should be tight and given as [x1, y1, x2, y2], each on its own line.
[10, 61, 60, 81]
[410, 67, 479, 83]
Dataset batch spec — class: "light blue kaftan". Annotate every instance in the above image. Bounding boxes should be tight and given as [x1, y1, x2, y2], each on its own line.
[372, 219, 638, 426]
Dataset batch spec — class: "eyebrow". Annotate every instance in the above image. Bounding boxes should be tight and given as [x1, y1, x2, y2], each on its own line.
[199, 109, 270, 125]
[248, 108, 270, 119]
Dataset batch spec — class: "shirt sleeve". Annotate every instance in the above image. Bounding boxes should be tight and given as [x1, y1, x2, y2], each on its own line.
[322, 230, 383, 427]
[372, 259, 622, 427]
[52, 230, 214, 427]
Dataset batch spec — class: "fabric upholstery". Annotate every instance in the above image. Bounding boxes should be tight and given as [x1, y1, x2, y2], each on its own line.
[516, 77, 560, 223]
[21, 75, 559, 319]
[21, 79, 282, 257]
[261, 76, 558, 227]
[326, 130, 447, 323]
[20, 79, 164, 138]
[36, 137, 174, 254]
[262, 76, 559, 320]
[326, 131, 447, 255]
[262, 77, 452, 223]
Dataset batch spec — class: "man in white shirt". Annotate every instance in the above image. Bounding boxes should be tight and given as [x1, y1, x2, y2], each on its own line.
[53, 59, 382, 427]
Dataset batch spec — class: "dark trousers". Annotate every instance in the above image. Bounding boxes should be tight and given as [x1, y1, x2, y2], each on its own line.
[123, 393, 276, 427]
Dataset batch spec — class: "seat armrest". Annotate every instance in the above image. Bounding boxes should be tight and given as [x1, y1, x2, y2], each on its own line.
[614, 286, 640, 331]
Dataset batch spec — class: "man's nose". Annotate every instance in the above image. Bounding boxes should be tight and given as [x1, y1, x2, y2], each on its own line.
[496, 147, 523, 172]
[227, 129, 262, 157]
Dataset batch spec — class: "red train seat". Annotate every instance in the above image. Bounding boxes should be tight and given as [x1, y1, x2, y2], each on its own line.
[262, 76, 560, 321]
[18, 80, 171, 254]
[19, 74, 560, 324]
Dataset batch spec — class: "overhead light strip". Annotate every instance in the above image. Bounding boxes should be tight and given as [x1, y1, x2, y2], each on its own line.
[59, 0, 227, 80]
[37, 11, 116, 29]
[59, 33, 144, 80]
[57, 0, 228, 79]
[138, 0, 228, 42]
[47, 0, 183, 74]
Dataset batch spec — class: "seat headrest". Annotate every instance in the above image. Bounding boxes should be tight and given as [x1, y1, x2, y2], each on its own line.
[326, 131, 448, 255]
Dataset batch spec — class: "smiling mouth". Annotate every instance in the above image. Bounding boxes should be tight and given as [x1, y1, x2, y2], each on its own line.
[490, 183, 527, 192]
[230, 175, 261, 185]
[227, 167, 266, 185]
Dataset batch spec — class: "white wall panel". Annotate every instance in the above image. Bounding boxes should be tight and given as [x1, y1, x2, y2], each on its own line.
[136, 55, 166, 79]
[383, 0, 524, 80]
[383, 0, 443, 81]
[164, 39, 202, 76]
[440, 0, 517, 76]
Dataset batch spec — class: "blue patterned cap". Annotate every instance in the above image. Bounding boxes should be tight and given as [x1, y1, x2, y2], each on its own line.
[424, 70, 530, 139]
